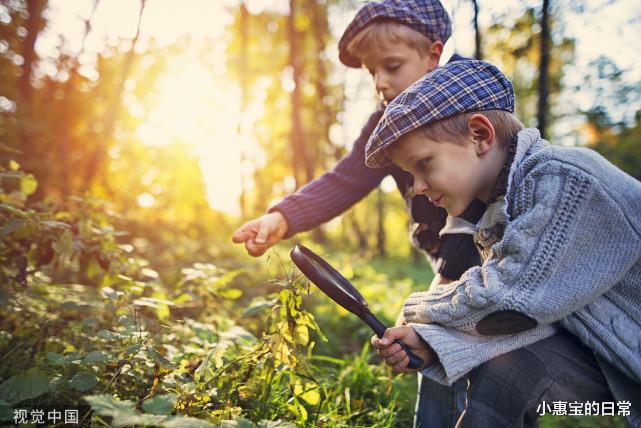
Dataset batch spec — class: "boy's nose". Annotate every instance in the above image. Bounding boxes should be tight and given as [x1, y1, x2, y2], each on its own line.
[413, 179, 430, 195]
[375, 74, 388, 93]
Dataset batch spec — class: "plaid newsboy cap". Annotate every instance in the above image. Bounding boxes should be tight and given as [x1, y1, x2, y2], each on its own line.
[338, 0, 452, 68]
[365, 59, 515, 168]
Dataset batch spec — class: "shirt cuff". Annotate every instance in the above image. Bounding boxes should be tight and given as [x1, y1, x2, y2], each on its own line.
[410, 322, 559, 386]
[268, 200, 307, 239]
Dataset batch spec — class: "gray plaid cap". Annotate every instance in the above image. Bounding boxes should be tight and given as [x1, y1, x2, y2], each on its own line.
[338, 0, 452, 68]
[365, 59, 515, 168]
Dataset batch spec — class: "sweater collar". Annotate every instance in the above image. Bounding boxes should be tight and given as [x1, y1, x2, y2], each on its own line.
[476, 128, 547, 235]
[506, 128, 548, 199]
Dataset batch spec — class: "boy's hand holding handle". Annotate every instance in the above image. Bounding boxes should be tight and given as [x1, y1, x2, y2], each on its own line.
[232, 211, 289, 256]
[372, 325, 436, 373]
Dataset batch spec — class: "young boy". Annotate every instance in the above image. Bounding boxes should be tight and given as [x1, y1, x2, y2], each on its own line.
[234, 4, 476, 425]
[367, 59, 641, 427]
[232, 0, 482, 284]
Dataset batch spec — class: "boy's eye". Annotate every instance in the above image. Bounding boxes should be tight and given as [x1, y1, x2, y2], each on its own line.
[416, 158, 431, 170]
[386, 63, 401, 72]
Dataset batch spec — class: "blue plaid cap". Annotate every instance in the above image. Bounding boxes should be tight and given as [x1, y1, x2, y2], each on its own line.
[338, 0, 452, 68]
[365, 59, 515, 168]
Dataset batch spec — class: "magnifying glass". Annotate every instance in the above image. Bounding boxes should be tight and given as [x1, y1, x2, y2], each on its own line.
[290, 243, 424, 370]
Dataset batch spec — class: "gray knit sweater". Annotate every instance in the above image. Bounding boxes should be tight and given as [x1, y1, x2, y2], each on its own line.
[404, 128, 641, 387]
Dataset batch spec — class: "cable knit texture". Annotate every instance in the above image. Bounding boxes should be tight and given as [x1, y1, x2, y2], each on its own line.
[404, 128, 641, 386]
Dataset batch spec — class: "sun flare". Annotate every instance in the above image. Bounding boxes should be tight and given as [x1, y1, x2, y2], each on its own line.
[136, 55, 250, 216]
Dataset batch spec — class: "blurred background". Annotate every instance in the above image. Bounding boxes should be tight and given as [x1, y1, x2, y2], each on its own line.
[0, 1, 639, 426]
[2, 0, 640, 255]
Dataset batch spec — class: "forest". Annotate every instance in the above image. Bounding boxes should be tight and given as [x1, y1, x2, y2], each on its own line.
[1, 0, 639, 426]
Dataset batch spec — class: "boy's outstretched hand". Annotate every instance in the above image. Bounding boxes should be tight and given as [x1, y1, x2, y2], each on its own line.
[371, 325, 436, 373]
[232, 211, 289, 257]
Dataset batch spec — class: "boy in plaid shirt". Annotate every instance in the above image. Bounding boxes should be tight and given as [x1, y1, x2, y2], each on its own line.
[234, 3, 478, 425]
[368, 59, 641, 427]
[233, 0, 480, 281]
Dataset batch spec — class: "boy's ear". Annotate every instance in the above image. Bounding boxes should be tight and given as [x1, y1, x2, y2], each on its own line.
[468, 114, 496, 156]
[425, 40, 443, 68]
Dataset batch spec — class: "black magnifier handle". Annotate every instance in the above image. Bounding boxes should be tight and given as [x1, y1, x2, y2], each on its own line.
[362, 311, 425, 370]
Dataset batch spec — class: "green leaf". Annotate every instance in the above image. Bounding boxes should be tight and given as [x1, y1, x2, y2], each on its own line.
[82, 316, 99, 328]
[220, 417, 257, 428]
[0, 399, 12, 421]
[20, 174, 38, 196]
[257, 421, 298, 428]
[294, 382, 320, 405]
[126, 343, 144, 356]
[97, 330, 123, 342]
[40, 220, 70, 229]
[85, 394, 167, 427]
[0, 203, 26, 217]
[219, 288, 242, 299]
[133, 297, 175, 308]
[0, 219, 26, 237]
[61, 301, 93, 313]
[85, 394, 133, 413]
[83, 351, 111, 364]
[86, 256, 103, 279]
[53, 229, 74, 257]
[219, 326, 257, 346]
[0, 368, 50, 404]
[61, 352, 83, 364]
[146, 346, 175, 368]
[47, 352, 66, 365]
[242, 298, 276, 318]
[69, 372, 98, 391]
[101, 287, 125, 301]
[161, 416, 217, 428]
[213, 270, 243, 288]
[142, 393, 177, 415]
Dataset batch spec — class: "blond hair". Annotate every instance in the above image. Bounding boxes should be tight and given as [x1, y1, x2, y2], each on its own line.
[417, 110, 524, 148]
[347, 19, 433, 62]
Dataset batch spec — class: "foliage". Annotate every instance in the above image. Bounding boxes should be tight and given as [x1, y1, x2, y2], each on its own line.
[0, 165, 415, 427]
[581, 57, 641, 180]
[589, 110, 641, 180]
[483, 5, 575, 130]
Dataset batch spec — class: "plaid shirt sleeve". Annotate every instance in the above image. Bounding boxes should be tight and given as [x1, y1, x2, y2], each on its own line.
[270, 110, 391, 237]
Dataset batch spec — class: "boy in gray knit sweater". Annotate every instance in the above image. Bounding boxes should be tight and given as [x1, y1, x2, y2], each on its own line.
[366, 60, 641, 427]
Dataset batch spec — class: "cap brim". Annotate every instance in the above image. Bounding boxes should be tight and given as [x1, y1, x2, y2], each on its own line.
[339, 48, 362, 68]
[365, 147, 392, 168]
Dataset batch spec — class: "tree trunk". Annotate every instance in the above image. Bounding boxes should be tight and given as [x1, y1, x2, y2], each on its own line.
[238, 1, 249, 219]
[472, 0, 482, 60]
[309, 0, 329, 177]
[309, 0, 330, 244]
[18, 0, 47, 174]
[349, 211, 368, 255]
[82, 0, 146, 192]
[376, 187, 386, 257]
[19, 0, 46, 104]
[537, 0, 551, 139]
[59, 0, 100, 200]
[287, 0, 306, 189]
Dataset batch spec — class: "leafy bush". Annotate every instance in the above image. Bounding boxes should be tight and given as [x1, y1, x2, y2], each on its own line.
[0, 162, 413, 427]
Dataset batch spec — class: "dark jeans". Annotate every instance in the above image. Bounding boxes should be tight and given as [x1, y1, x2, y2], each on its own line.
[414, 330, 634, 428]
[415, 374, 466, 428]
